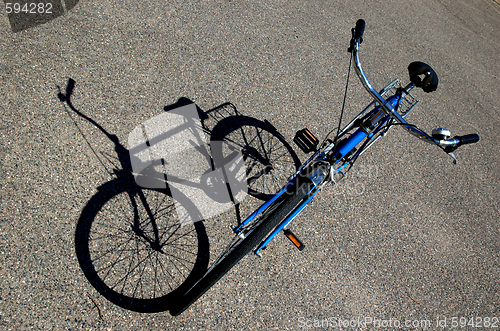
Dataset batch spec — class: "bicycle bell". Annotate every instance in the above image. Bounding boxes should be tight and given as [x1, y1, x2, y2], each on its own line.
[431, 128, 451, 140]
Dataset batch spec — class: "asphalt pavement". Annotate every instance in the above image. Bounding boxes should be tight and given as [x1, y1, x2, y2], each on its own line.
[1, 0, 499, 329]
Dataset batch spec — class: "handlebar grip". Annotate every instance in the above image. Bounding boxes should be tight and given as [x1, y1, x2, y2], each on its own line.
[458, 134, 480, 145]
[354, 19, 365, 40]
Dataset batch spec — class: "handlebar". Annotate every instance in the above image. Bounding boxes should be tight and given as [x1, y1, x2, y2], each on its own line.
[349, 20, 479, 153]
[458, 134, 480, 145]
[353, 19, 365, 41]
[445, 134, 480, 153]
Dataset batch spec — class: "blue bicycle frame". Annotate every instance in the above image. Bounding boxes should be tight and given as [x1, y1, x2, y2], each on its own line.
[232, 84, 407, 257]
[231, 20, 474, 257]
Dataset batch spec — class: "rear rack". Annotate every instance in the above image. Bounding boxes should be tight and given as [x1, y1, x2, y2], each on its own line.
[337, 79, 419, 138]
[378, 79, 420, 118]
[343, 79, 421, 160]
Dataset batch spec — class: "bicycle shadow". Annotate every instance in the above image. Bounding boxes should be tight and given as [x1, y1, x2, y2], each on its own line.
[58, 78, 300, 313]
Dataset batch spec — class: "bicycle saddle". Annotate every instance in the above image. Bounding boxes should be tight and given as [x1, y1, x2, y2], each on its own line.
[408, 61, 438, 93]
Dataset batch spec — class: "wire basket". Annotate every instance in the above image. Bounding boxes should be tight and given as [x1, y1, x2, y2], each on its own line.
[378, 79, 420, 118]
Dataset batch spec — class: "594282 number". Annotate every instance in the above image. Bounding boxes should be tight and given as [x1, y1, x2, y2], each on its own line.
[450, 316, 499, 328]
[5, 2, 53, 14]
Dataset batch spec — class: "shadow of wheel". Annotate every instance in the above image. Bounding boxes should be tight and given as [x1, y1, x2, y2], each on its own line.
[210, 116, 301, 201]
[75, 179, 209, 313]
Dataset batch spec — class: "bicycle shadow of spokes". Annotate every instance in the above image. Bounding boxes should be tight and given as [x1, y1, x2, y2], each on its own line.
[57, 78, 300, 313]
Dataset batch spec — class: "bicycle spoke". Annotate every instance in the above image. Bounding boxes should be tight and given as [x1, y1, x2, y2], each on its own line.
[79, 185, 205, 308]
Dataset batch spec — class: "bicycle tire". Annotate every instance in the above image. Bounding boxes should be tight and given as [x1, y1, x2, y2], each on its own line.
[75, 179, 209, 313]
[170, 180, 314, 316]
[210, 116, 302, 201]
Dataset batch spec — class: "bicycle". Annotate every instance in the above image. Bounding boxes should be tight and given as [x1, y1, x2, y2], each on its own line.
[169, 19, 480, 316]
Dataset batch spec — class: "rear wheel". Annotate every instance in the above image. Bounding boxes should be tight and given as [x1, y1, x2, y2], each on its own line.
[210, 116, 301, 201]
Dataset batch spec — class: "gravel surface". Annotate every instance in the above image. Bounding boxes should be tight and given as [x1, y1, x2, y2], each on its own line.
[1, 0, 499, 330]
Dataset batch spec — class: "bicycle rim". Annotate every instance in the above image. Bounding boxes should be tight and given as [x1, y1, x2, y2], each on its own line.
[210, 116, 301, 201]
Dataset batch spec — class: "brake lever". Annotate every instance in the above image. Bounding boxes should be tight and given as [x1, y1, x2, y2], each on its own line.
[448, 152, 457, 164]
[443, 143, 458, 164]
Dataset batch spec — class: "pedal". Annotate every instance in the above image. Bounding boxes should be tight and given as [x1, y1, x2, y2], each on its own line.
[294, 128, 319, 153]
[283, 229, 305, 251]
